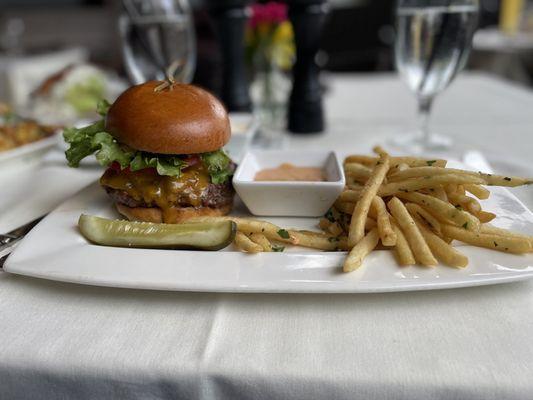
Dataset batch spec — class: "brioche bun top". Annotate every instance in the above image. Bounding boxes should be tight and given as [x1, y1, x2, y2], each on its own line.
[105, 81, 230, 154]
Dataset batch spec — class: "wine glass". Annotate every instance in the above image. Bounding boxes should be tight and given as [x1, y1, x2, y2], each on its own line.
[392, 0, 479, 153]
[119, 0, 196, 84]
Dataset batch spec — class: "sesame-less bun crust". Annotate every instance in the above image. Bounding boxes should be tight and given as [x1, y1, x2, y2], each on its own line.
[105, 81, 231, 154]
[116, 203, 233, 224]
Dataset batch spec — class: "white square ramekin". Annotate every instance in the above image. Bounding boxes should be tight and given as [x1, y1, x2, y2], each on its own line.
[232, 150, 345, 217]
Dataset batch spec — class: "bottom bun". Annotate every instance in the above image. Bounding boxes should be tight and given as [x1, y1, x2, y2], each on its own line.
[116, 203, 233, 224]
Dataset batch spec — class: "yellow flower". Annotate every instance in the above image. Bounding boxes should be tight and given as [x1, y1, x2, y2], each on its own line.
[273, 21, 293, 44]
[272, 22, 295, 70]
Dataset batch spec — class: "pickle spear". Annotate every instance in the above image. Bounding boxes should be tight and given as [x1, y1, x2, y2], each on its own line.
[78, 214, 236, 250]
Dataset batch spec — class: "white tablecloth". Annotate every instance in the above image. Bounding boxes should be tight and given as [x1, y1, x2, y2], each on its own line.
[1, 73, 533, 400]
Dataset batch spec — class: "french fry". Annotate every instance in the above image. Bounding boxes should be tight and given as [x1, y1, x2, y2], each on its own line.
[387, 197, 437, 266]
[389, 163, 410, 175]
[372, 145, 389, 157]
[442, 236, 454, 244]
[478, 174, 532, 187]
[464, 184, 490, 200]
[447, 193, 481, 214]
[344, 155, 446, 168]
[372, 196, 397, 246]
[365, 217, 377, 230]
[379, 174, 485, 196]
[391, 220, 416, 266]
[476, 211, 496, 223]
[327, 221, 344, 237]
[404, 202, 442, 236]
[445, 184, 458, 197]
[387, 166, 532, 187]
[334, 200, 355, 214]
[346, 177, 363, 187]
[319, 216, 344, 237]
[289, 230, 348, 251]
[343, 227, 380, 272]
[344, 163, 373, 182]
[395, 191, 480, 231]
[348, 153, 390, 246]
[430, 186, 448, 202]
[339, 189, 362, 203]
[388, 167, 456, 181]
[466, 202, 481, 215]
[235, 231, 263, 253]
[441, 224, 531, 254]
[396, 162, 410, 171]
[319, 218, 331, 231]
[248, 233, 273, 252]
[480, 225, 533, 250]
[414, 219, 468, 268]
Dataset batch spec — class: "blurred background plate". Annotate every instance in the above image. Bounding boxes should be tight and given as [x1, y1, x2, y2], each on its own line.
[0, 132, 58, 170]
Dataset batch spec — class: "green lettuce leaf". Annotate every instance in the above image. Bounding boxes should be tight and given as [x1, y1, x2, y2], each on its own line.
[201, 150, 233, 184]
[92, 131, 134, 168]
[63, 119, 133, 168]
[130, 153, 187, 176]
[63, 119, 105, 167]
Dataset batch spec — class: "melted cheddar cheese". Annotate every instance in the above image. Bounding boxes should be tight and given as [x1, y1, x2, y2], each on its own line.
[100, 163, 210, 216]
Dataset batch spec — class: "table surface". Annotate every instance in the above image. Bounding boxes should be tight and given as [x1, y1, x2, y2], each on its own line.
[1, 73, 533, 400]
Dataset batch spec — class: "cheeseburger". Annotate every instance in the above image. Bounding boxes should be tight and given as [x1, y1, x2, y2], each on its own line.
[64, 81, 235, 223]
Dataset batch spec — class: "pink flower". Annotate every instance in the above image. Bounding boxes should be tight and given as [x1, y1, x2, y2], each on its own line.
[249, 2, 287, 29]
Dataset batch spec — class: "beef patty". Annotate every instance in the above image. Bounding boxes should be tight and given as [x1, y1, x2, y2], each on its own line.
[105, 180, 234, 210]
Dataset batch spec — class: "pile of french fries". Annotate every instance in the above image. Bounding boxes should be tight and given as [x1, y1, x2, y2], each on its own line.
[191, 146, 533, 273]
[330, 146, 533, 272]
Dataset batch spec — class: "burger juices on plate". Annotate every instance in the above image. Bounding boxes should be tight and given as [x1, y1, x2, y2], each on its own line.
[64, 81, 235, 223]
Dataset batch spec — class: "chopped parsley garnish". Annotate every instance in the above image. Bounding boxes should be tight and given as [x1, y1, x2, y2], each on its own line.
[504, 177, 512, 181]
[272, 244, 285, 252]
[462, 222, 468, 229]
[277, 229, 290, 239]
[426, 160, 437, 166]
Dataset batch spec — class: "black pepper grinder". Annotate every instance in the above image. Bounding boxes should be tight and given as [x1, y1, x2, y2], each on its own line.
[207, 0, 252, 112]
[287, 0, 328, 134]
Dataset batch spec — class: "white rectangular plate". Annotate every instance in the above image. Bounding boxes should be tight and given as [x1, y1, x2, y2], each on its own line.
[5, 179, 533, 293]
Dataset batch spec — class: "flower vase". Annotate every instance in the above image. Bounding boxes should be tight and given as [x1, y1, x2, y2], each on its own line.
[251, 47, 291, 147]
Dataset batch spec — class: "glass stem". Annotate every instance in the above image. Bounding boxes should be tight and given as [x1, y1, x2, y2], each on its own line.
[417, 97, 433, 147]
